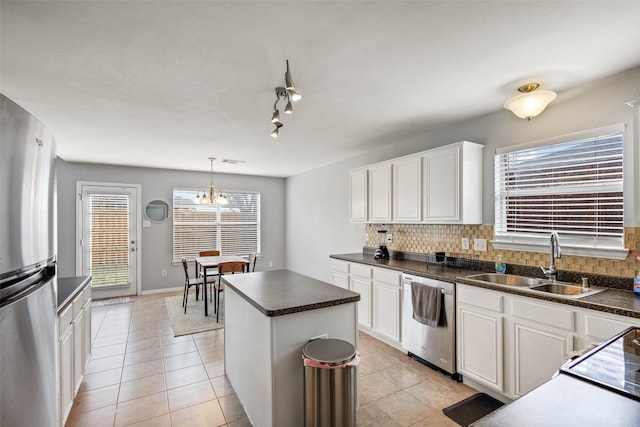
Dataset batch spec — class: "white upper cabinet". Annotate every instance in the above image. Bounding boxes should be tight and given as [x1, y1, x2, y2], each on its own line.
[349, 141, 483, 224]
[349, 168, 368, 222]
[392, 155, 422, 222]
[423, 141, 483, 224]
[368, 162, 393, 222]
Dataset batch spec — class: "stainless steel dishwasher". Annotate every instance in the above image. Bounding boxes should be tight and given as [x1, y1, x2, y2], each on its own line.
[401, 273, 459, 380]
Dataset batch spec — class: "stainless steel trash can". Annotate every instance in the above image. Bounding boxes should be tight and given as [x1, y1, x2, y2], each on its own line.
[303, 338, 358, 427]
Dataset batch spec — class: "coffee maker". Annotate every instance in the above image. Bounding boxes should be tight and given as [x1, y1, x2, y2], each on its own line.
[374, 229, 390, 259]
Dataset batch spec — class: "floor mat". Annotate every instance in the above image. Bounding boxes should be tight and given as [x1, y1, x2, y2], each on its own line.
[442, 392, 504, 426]
[164, 294, 224, 337]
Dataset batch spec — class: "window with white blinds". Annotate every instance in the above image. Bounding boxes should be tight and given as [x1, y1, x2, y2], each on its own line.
[172, 189, 260, 262]
[493, 124, 626, 258]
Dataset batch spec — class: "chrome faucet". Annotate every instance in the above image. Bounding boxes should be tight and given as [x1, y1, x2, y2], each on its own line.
[540, 231, 561, 282]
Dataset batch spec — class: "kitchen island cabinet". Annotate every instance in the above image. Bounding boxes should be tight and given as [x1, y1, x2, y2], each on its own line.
[222, 270, 360, 427]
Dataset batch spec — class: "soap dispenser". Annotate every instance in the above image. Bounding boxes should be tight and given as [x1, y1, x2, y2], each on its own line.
[495, 255, 506, 274]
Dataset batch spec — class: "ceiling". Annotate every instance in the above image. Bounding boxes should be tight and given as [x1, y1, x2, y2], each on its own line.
[2, 1, 640, 178]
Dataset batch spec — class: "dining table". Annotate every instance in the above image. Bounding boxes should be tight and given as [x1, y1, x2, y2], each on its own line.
[195, 255, 251, 316]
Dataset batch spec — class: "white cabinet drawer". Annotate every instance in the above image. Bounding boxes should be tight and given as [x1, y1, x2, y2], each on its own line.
[58, 305, 73, 337]
[511, 298, 575, 332]
[457, 285, 503, 313]
[72, 292, 83, 318]
[350, 263, 372, 279]
[372, 267, 400, 286]
[585, 313, 640, 342]
[331, 260, 349, 274]
[82, 284, 91, 305]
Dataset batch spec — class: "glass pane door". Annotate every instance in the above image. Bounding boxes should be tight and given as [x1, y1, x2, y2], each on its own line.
[77, 183, 139, 299]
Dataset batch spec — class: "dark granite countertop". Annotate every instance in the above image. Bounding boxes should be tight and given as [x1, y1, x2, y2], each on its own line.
[57, 275, 91, 312]
[330, 253, 640, 319]
[472, 373, 640, 427]
[221, 269, 360, 317]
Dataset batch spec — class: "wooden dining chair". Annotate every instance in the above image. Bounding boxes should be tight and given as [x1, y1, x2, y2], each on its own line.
[198, 250, 221, 280]
[199, 250, 220, 256]
[247, 252, 257, 272]
[181, 257, 204, 313]
[214, 261, 246, 322]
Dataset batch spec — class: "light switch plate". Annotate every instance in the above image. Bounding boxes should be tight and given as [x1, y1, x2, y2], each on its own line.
[461, 237, 470, 250]
[473, 238, 487, 252]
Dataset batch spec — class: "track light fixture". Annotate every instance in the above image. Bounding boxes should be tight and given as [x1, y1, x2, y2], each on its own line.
[270, 60, 301, 137]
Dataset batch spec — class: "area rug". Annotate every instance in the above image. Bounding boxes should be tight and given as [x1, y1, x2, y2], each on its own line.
[91, 296, 136, 307]
[442, 393, 504, 426]
[164, 294, 224, 337]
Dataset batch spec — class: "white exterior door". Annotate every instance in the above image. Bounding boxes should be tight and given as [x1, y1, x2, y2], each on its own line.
[76, 183, 141, 298]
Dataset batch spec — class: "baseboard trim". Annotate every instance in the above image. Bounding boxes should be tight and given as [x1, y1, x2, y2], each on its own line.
[140, 286, 183, 295]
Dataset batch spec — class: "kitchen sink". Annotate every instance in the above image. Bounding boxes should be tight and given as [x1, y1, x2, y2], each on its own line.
[530, 283, 604, 298]
[465, 273, 540, 287]
[464, 273, 606, 299]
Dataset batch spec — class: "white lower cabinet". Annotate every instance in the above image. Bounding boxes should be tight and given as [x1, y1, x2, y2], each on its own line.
[58, 306, 74, 426]
[512, 321, 572, 397]
[58, 281, 92, 426]
[350, 263, 373, 328]
[457, 283, 640, 401]
[330, 259, 402, 347]
[457, 286, 504, 392]
[457, 284, 577, 399]
[82, 295, 92, 370]
[351, 275, 372, 328]
[330, 259, 349, 289]
[372, 267, 401, 342]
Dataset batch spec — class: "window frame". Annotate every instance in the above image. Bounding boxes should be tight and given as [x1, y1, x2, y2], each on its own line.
[172, 188, 261, 262]
[491, 124, 628, 260]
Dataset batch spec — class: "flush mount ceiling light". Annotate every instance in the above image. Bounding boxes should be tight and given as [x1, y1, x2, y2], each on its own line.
[504, 83, 557, 120]
[270, 60, 301, 137]
[195, 157, 228, 205]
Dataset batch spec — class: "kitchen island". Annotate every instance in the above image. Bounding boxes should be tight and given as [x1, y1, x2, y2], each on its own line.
[222, 269, 360, 427]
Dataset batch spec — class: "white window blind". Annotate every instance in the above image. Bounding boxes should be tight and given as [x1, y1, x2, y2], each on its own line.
[172, 189, 260, 262]
[494, 125, 625, 258]
[89, 194, 130, 286]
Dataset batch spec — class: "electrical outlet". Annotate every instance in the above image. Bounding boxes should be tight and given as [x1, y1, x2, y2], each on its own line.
[268, 261, 273, 268]
[161, 269, 168, 278]
[461, 237, 470, 250]
[473, 238, 487, 252]
[386, 233, 393, 243]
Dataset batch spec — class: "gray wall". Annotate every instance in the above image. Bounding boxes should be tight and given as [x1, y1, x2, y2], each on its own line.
[286, 66, 640, 283]
[56, 160, 285, 292]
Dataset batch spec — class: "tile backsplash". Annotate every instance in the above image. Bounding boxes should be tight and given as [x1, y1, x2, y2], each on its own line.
[365, 224, 640, 278]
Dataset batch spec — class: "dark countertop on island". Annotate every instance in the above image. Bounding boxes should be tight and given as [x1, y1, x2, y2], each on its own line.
[222, 269, 360, 317]
[57, 275, 91, 312]
[330, 253, 640, 319]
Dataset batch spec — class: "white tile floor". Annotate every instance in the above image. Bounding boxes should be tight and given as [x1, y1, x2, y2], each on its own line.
[66, 292, 475, 426]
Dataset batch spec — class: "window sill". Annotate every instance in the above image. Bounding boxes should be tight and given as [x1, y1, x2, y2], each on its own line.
[490, 240, 630, 261]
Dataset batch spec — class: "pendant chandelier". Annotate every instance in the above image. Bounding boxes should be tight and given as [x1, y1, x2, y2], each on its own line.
[195, 157, 228, 205]
[271, 60, 302, 137]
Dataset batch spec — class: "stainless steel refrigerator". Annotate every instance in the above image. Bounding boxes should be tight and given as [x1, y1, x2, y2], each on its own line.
[0, 94, 58, 426]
